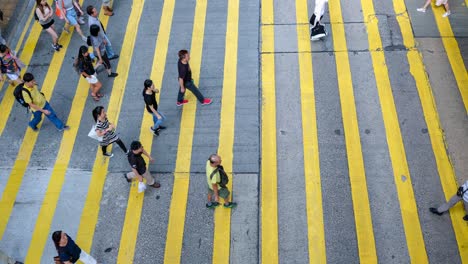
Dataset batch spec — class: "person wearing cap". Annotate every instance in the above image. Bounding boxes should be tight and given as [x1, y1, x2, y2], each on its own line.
[206, 154, 237, 209]
[124, 140, 160, 188]
[430, 180, 468, 221]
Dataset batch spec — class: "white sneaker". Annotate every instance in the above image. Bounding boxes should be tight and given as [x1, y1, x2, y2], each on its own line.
[442, 11, 451, 17]
[417, 8, 426, 12]
[78, 17, 85, 25]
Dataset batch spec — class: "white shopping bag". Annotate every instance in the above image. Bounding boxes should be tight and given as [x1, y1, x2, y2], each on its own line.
[138, 181, 147, 193]
[87, 125, 103, 141]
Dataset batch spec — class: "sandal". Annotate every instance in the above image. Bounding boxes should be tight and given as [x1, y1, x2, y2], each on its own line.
[97, 93, 104, 98]
[91, 94, 100, 101]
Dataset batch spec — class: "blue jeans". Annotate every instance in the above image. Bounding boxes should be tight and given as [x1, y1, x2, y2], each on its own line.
[177, 80, 205, 103]
[104, 35, 116, 58]
[29, 102, 65, 130]
[152, 111, 165, 129]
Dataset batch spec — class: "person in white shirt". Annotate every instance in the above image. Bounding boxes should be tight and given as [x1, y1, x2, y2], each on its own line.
[430, 180, 468, 221]
[309, 0, 328, 41]
[86, 5, 118, 60]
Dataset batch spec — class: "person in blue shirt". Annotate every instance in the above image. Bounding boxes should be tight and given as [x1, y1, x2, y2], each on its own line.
[52, 231, 98, 264]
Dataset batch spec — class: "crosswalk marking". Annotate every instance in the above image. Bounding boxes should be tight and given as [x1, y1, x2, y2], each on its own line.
[294, 0, 326, 262]
[327, 0, 378, 262]
[260, 0, 278, 262]
[164, 0, 207, 262]
[392, 0, 468, 261]
[0, 0, 52, 136]
[75, 0, 144, 253]
[211, 0, 239, 262]
[24, 1, 117, 261]
[0, 5, 77, 241]
[116, 0, 175, 262]
[430, 3, 468, 114]
[360, 0, 429, 262]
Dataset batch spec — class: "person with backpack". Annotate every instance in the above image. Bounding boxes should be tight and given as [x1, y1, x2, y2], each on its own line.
[18, 73, 69, 132]
[35, 0, 63, 51]
[123, 140, 161, 188]
[143, 79, 166, 136]
[430, 180, 468, 221]
[51, 230, 97, 264]
[75, 45, 103, 101]
[89, 24, 118, 78]
[206, 154, 237, 209]
[0, 44, 24, 86]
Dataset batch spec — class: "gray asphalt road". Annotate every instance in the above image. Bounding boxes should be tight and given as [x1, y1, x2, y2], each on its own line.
[0, 0, 466, 263]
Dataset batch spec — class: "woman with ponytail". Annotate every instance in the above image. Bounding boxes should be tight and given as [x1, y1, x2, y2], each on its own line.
[92, 106, 128, 157]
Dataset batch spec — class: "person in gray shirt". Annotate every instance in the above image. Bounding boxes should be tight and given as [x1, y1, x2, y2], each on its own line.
[90, 24, 118, 78]
[86, 5, 118, 60]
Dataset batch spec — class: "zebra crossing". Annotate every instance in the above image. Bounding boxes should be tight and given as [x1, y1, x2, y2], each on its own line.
[0, 0, 467, 263]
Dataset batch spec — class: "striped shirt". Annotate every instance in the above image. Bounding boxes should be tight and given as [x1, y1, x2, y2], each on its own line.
[461, 181, 468, 202]
[95, 118, 118, 146]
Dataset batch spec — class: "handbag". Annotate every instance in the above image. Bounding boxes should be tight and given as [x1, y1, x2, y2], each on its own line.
[138, 181, 147, 193]
[88, 125, 103, 141]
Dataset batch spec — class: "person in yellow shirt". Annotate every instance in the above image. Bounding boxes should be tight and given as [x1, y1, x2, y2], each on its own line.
[22, 72, 69, 132]
[206, 154, 237, 209]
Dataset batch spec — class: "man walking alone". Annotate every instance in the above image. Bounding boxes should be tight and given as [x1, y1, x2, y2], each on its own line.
[22, 73, 70, 132]
[430, 180, 468, 221]
[177, 49, 212, 107]
[206, 154, 237, 209]
[124, 141, 161, 188]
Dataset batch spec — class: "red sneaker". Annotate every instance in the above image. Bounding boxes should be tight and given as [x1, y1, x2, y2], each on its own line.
[176, 99, 189, 106]
[202, 98, 213, 105]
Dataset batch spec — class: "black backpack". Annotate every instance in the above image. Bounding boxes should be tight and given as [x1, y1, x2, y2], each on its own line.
[210, 165, 229, 188]
[13, 84, 32, 109]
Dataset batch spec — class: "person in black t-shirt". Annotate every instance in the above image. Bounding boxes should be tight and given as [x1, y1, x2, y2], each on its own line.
[176, 49, 212, 106]
[143, 79, 166, 136]
[52, 230, 97, 264]
[75, 46, 103, 101]
[123, 141, 161, 188]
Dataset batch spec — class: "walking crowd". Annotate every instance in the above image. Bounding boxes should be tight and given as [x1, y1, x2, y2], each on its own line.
[0, 0, 463, 262]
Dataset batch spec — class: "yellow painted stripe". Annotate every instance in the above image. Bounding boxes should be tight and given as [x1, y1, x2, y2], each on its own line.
[116, 0, 175, 262]
[0, 0, 53, 135]
[24, 48, 90, 262]
[75, 0, 145, 252]
[294, 0, 327, 262]
[23, 0, 117, 260]
[261, 0, 278, 263]
[163, 1, 207, 262]
[430, 4, 468, 113]
[328, 0, 378, 262]
[212, 0, 239, 263]
[393, 0, 468, 261]
[0, 9, 77, 241]
[360, 0, 429, 262]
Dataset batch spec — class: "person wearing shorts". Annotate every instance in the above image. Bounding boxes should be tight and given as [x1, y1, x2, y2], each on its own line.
[102, 0, 114, 16]
[0, 44, 23, 86]
[206, 154, 237, 209]
[36, 0, 63, 51]
[417, 0, 451, 17]
[60, 0, 87, 42]
[76, 46, 103, 101]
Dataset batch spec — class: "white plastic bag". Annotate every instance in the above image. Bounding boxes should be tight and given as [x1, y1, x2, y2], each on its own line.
[87, 125, 103, 141]
[138, 181, 147, 193]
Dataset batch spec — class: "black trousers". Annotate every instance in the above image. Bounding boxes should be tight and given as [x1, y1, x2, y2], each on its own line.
[102, 138, 127, 154]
